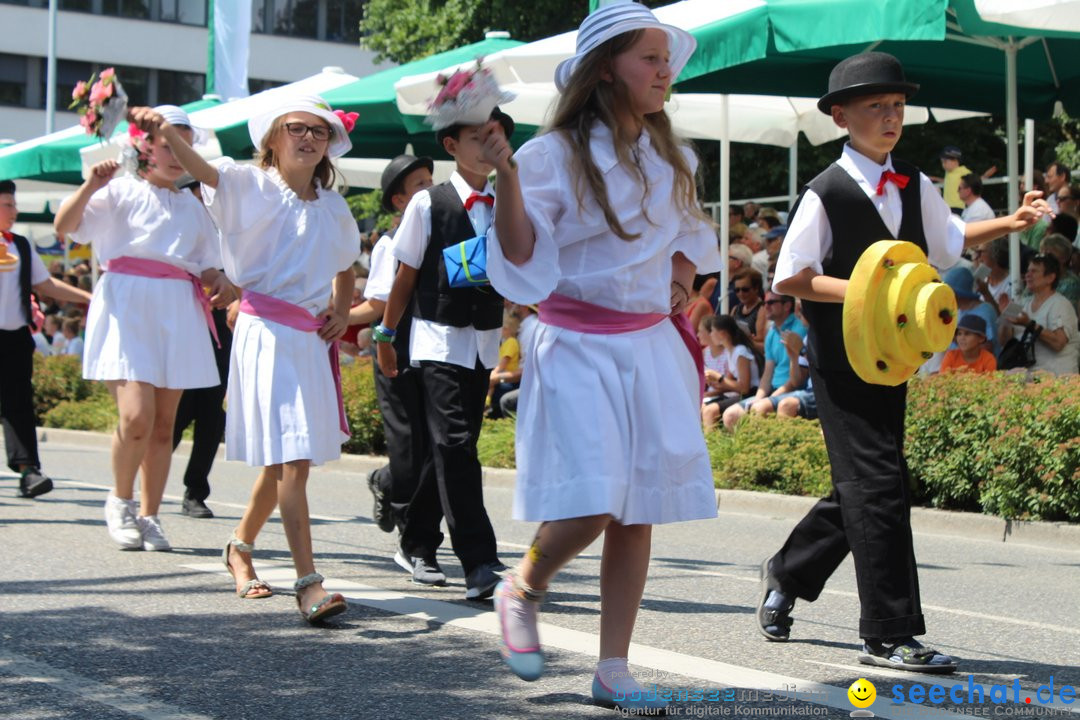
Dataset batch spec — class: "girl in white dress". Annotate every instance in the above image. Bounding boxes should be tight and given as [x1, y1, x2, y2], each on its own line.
[54, 105, 232, 553]
[481, 2, 720, 711]
[129, 96, 359, 624]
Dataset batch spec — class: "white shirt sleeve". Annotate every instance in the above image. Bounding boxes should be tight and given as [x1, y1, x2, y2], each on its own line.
[27, 243, 49, 285]
[390, 190, 433, 270]
[919, 173, 966, 270]
[771, 189, 831, 288]
[364, 234, 395, 302]
[68, 182, 117, 246]
[487, 138, 565, 305]
[670, 147, 722, 273]
[201, 160, 267, 236]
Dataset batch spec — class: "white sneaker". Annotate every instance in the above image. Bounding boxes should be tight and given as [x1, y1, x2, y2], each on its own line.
[137, 514, 171, 552]
[104, 494, 142, 550]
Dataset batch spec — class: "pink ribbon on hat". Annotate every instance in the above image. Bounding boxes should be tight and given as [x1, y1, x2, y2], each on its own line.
[333, 110, 358, 133]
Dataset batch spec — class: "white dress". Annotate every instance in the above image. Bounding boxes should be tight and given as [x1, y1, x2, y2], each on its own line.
[71, 177, 221, 389]
[203, 161, 360, 467]
[487, 124, 722, 525]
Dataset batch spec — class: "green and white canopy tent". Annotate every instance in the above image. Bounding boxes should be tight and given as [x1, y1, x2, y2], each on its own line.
[398, 0, 1080, 296]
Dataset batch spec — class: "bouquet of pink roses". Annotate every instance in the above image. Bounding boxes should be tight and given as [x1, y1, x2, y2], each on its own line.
[121, 124, 154, 175]
[69, 67, 129, 139]
[426, 58, 515, 131]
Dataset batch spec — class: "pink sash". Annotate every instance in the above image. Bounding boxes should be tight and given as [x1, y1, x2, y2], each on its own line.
[238, 290, 349, 436]
[106, 256, 220, 348]
[537, 293, 705, 399]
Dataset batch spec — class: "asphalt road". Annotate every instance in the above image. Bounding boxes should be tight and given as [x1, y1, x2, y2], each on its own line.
[1, 432, 1077, 720]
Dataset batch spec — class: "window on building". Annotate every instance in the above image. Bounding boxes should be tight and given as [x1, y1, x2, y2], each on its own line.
[0, 0, 47, 7]
[159, 0, 207, 26]
[101, 0, 151, 19]
[326, 0, 362, 43]
[158, 69, 205, 105]
[248, 78, 283, 94]
[47, 59, 92, 111]
[59, 0, 92, 10]
[0, 53, 27, 107]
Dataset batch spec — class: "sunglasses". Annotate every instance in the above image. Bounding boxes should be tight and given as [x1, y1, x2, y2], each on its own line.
[283, 122, 332, 142]
[734, 286, 753, 293]
[764, 299, 786, 306]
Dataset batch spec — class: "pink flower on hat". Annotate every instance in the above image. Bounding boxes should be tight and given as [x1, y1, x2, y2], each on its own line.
[333, 109, 359, 133]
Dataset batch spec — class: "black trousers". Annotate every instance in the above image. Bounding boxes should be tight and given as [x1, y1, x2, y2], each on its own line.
[1, 327, 40, 473]
[400, 359, 498, 576]
[771, 366, 925, 640]
[372, 358, 436, 532]
[171, 310, 231, 501]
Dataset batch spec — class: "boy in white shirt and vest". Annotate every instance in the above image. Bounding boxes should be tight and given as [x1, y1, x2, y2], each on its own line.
[759, 52, 1050, 673]
[375, 110, 512, 600]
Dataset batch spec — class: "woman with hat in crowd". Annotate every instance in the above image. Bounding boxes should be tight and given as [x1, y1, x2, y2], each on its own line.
[54, 105, 232, 554]
[130, 95, 360, 624]
[479, 0, 719, 711]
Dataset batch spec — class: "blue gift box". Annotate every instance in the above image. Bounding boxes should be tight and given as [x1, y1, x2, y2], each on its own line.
[443, 235, 490, 288]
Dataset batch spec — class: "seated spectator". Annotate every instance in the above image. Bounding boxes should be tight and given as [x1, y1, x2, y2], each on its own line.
[1049, 213, 1078, 246]
[498, 304, 538, 420]
[487, 315, 521, 419]
[33, 314, 63, 355]
[959, 173, 995, 223]
[699, 315, 728, 424]
[1020, 170, 1051, 250]
[684, 273, 719, 336]
[1040, 233, 1080, 306]
[1057, 182, 1079, 221]
[715, 243, 754, 312]
[739, 225, 770, 284]
[974, 237, 1012, 312]
[776, 382, 816, 421]
[756, 207, 782, 230]
[945, 265, 999, 353]
[723, 292, 808, 430]
[1001, 253, 1080, 375]
[764, 225, 786, 282]
[729, 268, 767, 356]
[701, 315, 759, 431]
[742, 202, 759, 226]
[59, 317, 83, 359]
[940, 314, 997, 373]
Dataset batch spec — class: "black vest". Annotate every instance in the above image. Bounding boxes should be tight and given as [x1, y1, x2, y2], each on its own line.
[797, 159, 927, 373]
[413, 182, 503, 331]
[8, 233, 35, 328]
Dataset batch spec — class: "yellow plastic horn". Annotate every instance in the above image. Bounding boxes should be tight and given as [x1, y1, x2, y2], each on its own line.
[0, 241, 18, 272]
[843, 240, 957, 386]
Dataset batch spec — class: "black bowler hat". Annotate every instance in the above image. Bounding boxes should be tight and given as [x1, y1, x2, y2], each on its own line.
[380, 154, 434, 213]
[0, 179, 15, 195]
[817, 52, 920, 115]
[435, 106, 515, 148]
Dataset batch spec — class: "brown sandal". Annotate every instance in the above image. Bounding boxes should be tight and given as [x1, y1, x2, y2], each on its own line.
[223, 536, 273, 599]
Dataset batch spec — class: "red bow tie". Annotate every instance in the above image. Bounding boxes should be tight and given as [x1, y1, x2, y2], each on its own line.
[876, 170, 910, 196]
[1, 231, 11, 241]
[464, 192, 494, 211]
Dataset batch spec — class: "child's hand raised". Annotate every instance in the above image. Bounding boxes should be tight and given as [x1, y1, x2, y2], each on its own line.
[127, 106, 167, 135]
[87, 160, 120, 191]
[480, 120, 515, 172]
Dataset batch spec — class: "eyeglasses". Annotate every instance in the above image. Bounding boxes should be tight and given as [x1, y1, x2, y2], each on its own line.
[283, 122, 332, 142]
[734, 286, 753, 293]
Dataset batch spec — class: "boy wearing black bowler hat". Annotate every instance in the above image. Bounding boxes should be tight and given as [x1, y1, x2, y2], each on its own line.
[374, 109, 513, 600]
[758, 51, 1051, 672]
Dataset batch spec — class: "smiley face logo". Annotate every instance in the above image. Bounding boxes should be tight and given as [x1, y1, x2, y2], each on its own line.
[848, 678, 876, 708]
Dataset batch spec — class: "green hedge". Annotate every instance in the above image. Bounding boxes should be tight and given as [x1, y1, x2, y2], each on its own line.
[31, 355, 1080, 522]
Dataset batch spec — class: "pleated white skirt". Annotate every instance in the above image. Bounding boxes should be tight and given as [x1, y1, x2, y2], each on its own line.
[225, 312, 347, 467]
[82, 272, 218, 389]
[512, 318, 717, 525]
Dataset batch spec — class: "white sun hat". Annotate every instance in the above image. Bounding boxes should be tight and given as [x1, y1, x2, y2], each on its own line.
[247, 94, 354, 158]
[155, 104, 208, 146]
[554, 0, 697, 93]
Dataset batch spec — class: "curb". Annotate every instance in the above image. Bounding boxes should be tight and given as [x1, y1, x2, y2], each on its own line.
[37, 427, 1080, 552]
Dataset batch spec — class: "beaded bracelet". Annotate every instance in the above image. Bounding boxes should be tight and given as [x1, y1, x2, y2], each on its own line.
[372, 324, 396, 343]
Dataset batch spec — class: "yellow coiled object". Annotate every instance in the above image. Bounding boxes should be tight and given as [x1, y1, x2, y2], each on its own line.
[843, 240, 957, 386]
[0, 242, 18, 272]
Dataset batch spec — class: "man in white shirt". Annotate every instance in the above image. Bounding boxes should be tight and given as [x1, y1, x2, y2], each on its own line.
[959, 174, 995, 223]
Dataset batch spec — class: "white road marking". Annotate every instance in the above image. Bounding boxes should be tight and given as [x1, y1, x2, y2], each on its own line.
[0, 649, 215, 720]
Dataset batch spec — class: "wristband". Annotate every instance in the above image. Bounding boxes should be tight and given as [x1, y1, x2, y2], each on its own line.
[372, 324, 396, 343]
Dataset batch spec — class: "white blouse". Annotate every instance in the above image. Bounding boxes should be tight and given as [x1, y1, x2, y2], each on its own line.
[723, 344, 760, 389]
[203, 161, 360, 314]
[773, 143, 966, 288]
[70, 177, 221, 274]
[487, 123, 721, 310]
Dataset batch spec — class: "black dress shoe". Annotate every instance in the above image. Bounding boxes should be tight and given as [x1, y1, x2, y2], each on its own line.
[757, 558, 794, 641]
[181, 495, 214, 518]
[367, 469, 394, 533]
[18, 468, 53, 498]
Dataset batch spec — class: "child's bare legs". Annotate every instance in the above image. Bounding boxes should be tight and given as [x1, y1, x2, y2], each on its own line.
[226, 466, 280, 593]
[702, 401, 721, 431]
[137, 387, 182, 516]
[276, 460, 332, 608]
[598, 522, 651, 660]
[518, 514, 612, 590]
[107, 380, 156, 499]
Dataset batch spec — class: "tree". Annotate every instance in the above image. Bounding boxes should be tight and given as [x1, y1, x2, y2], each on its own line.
[359, 0, 666, 64]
